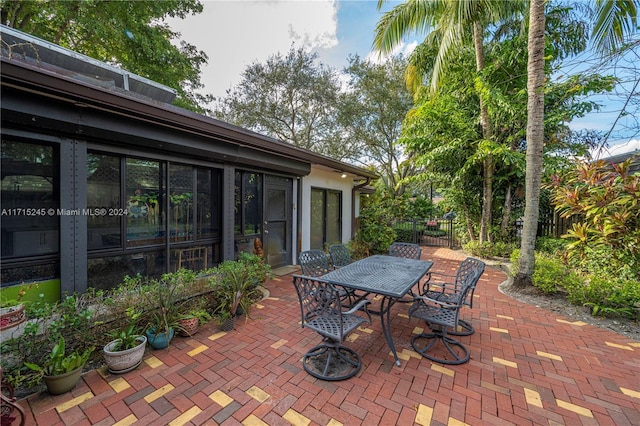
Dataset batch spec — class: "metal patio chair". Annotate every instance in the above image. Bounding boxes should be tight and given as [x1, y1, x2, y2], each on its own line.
[389, 242, 422, 260]
[299, 249, 355, 306]
[292, 275, 371, 380]
[299, 250, 331, 277]
[388, 242, 424, 300]
[328, 244, 362, 306]
[419, 257, 485, 336]
[329, 244, 352, 269]
[408, 268, 481, 365]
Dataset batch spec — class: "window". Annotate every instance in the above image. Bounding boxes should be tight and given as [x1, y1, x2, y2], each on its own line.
[126, 159, 166, 247]
[197, 168, 220, 239]
[310, 188, 342, 250]
[87, 153, 121, 249]
[1, 140, 59, 258]
[169, 164, 193, 242]
[234, 171, 262, 236]
[86, 152, 222, 288]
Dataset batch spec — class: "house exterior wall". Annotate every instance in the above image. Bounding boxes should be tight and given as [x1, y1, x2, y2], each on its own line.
[299, 167, 356, 254]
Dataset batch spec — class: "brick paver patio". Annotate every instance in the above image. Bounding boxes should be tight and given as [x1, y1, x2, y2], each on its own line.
[17, 247, 640, 425]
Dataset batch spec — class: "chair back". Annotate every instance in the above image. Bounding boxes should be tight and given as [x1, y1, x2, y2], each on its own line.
[329, 244, 351, 269]
[292, 275, 344, 338]
[455, 257, 485, 308]
[389, 242, 422, 260]
[299, 250, 331, 277]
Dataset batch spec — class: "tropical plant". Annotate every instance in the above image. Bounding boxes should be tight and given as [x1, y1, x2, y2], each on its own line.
[591, 0, 639, 56]
[211, 259, 258, 320]
[375, 0, 527, 243]
[24, 336, 93, 377]
[236, 252, 273, 286]
[106, 324, 143, 352]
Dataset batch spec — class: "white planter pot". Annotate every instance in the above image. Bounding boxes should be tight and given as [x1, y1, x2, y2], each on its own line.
[103, 335, 147, 374]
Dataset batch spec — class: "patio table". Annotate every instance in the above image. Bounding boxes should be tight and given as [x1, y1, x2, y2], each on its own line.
[321, 254, 433, 366]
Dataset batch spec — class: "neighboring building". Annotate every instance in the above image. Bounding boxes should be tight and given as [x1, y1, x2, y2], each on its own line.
[0, 26, 377, 298]
[600, 150, 640, 174]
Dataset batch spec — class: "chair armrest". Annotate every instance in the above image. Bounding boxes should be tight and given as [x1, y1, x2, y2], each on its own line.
[413, 294, 463, 309]
[426, 271, 457, 283]
[422, 280, 460, 295]
[344, 299, 370, 315]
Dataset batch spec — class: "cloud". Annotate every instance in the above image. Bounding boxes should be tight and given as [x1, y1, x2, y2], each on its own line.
[600, 138, 640, 157]
[365, 40, 418, 65]
[166, 0, 338, 100]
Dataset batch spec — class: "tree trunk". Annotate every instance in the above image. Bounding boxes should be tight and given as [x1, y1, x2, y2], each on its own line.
[500, 182, 513, 238]
[474, 21, 493, 243]
[514, 0, 546, 288]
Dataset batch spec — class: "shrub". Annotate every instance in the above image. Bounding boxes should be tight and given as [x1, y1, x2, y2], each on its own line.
[511, 247, 639, 319]
[547, 158, 640, 264]
[393, 227, 414, 243]
[532, 253, 582, 294]
[566, 245, 640, 282]
[509, 249, 581, 294]
[565, 275, 639, 318]
[535, 237, 568, 255]
[465, 240, 515, 259]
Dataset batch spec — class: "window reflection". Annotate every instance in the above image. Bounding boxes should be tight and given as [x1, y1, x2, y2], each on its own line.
[197, 168, 220, 239]
[1, 140, 59, 258]
[87, 153, 121, 249]
[126, 159, 165, 247]
[234, 171, 262, 236]
[169, 164, 193, 242]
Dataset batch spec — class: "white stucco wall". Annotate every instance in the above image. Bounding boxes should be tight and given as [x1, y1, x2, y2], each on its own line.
[299, 166, 355, 254]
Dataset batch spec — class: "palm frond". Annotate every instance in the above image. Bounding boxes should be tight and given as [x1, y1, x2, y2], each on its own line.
[592, 0, 639, 55]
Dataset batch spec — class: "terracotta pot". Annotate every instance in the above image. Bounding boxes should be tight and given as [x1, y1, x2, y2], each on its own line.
[178, 318, 199, 337]
[103, 336, 147, 374]
[43, 365, 84, 395]
[0, 304, 26, 331]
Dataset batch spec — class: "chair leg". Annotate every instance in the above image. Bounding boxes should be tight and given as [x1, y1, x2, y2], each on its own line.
[447, 319, 474, 336]
[411, 326, 470, 365]
[302, 342, 362, 381]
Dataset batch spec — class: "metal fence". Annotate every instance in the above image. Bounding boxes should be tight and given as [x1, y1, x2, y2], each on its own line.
[512, 210, 583, 241]
[391, 218, 456, 248]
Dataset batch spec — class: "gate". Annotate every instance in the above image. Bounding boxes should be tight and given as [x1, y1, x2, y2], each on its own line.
[391, 218, 456, 248]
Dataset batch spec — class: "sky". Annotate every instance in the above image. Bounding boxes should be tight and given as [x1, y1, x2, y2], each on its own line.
[166, 0, 638, 157]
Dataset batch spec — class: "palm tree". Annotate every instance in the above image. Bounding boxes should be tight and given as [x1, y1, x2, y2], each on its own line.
[514, 0, 640, 286]
[514, 0, 545, 288]
[516, 0, 638, 287]
[374, 0, 524, 242]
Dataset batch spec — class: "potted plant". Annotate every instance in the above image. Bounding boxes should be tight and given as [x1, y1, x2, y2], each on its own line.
[178, 307, 212, 337]
[24, 336, 93, 395]
[0, 282, 37, 331]
[0, 301, 26, 331]
[103, 324, 147, 374]
[212, 259, 256, 331]
[143, 272, 189, 349]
